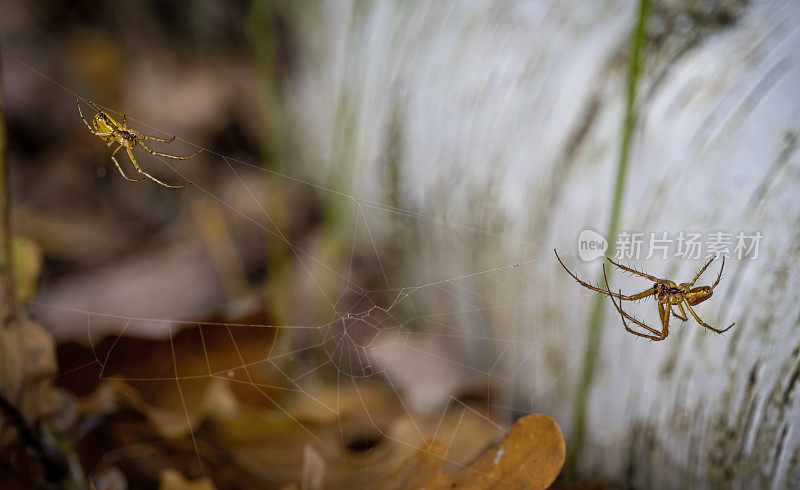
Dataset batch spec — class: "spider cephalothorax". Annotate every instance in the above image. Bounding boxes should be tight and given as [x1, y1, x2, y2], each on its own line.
[77, 98, 202, 188]
[555, 249, 734, 341]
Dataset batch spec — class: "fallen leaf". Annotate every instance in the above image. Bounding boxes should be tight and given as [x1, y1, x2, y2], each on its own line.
[0, 315, 61, 481]
[100, 377, 238, 439]
[0, 316, 58, 425]
[158, 469, 217, 490]
[392, 414, 565, 490]
[377, 441, 447, 490]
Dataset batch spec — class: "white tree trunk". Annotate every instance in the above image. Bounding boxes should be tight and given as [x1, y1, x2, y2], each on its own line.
[283, 1, 800, 487]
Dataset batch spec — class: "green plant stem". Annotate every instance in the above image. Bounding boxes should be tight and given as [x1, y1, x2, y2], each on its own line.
[250, 0, 293, 322]
[251, 0, 283, 168]
[566, 0, 650, 472]
[0, 40, 17, 324]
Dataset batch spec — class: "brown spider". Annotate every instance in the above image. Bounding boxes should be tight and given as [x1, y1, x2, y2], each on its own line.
[554, 249, 735, 341]
[77, 98, 201, 188]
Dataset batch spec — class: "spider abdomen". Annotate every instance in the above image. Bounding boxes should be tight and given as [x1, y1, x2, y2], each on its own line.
[686, 286, 713, 305]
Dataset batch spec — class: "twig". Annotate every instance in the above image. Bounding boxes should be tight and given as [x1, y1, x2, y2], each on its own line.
[0, 39, 17, 323]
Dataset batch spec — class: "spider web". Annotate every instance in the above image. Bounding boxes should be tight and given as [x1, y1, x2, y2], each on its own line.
[7, 49, 590, 485]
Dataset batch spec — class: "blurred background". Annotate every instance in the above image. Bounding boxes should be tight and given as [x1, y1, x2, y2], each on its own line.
[1, 0, 799, 489]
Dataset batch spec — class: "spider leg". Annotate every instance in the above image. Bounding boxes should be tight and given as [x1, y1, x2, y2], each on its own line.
[140, 134, 177, 143]
[683, 300, 735, 334]
[688, 256, 716, 286]
[671, 303, 688, 321]
[657, 302, 671, 336]
[139, 141, 202, 160]
[88, 101, 106, 115]
[76, 98, 94, 132]
[606, 257, 663, 283]
[603, 265, 665, 340]
[710, 256, 726, 290]
[109, 146, 144, 182]
[652, 300, 671, 339]
[122, 114, 127, 129]
[125, 148, 184, 188]
[555, 250, 656, 301]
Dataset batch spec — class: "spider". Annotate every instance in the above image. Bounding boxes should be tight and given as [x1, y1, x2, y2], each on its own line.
[77, 98, 201, 188]
[554, 249, 735, 341]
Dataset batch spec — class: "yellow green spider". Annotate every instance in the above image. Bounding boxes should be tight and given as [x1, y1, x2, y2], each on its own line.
[77, 98, 201, 188]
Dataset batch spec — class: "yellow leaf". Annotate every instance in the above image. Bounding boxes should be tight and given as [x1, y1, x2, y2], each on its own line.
[5, 235, 42, 305]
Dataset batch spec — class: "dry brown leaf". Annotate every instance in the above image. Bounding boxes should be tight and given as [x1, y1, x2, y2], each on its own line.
[158, 469, 217, 490]
[0, 316, 58, 428]
[98, 377, 238, 439]
[0, 238, 50, 417]
[402, 414, 565, 490]
[387, 407, 503, 473]
[0, 315, 62, 481]
[377, 441, 447, 490]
